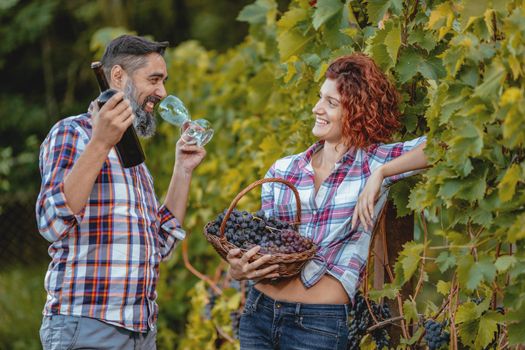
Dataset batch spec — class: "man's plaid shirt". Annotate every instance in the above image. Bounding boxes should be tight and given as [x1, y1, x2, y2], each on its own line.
[261, 137, 426, 299]
[36, 113, 184, 332]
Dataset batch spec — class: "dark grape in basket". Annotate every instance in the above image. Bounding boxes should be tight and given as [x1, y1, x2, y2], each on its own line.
[207, 209, 313, 254]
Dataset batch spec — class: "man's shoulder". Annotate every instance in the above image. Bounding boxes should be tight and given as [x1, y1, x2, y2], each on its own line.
[47, 114, 91, 139]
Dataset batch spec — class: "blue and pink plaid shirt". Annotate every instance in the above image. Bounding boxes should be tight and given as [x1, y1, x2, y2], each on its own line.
[261, 137, 426, 299]
[36, 113, 184, 332]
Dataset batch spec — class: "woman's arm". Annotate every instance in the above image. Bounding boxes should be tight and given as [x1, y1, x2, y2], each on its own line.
[351, 141, 428, 231]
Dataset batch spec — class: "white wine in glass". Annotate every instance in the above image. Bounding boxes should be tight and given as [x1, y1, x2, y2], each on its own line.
[156, 95, 214, 147]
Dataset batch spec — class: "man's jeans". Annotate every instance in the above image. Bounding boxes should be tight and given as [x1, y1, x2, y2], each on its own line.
[239, 288, 351, 350]
[39, 314, 156, 350]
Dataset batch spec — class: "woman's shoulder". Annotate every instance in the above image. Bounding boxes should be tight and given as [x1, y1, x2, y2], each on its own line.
[270, 146, 314, 173]
[273, 153, 301, 167]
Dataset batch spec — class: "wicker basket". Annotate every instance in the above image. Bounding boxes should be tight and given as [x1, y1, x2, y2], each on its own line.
[204, 178, 317, 279]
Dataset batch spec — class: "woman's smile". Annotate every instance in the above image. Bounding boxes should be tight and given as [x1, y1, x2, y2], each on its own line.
[315, 117, 329, 126]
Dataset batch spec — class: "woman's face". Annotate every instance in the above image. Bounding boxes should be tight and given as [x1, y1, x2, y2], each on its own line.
[311, 78, 344, 144]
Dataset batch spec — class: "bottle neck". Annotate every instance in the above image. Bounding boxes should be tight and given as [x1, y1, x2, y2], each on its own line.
[91, 61, 110, 91]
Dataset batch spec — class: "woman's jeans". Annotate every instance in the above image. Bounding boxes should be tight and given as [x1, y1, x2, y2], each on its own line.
[239, 287, 351, 350]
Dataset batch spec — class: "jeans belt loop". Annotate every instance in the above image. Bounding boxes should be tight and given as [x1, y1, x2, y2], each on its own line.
[344, 304, 352, 324]
[252, 289, 264, 311]
[294, 303, 301, 316]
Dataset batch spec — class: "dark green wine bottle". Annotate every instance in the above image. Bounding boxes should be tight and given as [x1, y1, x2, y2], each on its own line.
[91, 61, 145, 168]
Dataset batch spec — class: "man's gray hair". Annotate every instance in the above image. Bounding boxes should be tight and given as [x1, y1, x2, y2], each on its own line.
[100, 35, 169, 79]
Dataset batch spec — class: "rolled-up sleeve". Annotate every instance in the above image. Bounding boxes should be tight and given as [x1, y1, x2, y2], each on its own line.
[157, 204, 186, 260]
[36, 121, 86, 242]
[368, 136, 427, 185]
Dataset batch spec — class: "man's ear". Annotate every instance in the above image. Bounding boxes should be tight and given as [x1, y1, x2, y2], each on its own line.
[110, 65, 127, 90]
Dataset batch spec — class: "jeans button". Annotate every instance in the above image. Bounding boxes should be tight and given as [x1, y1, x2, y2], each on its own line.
[276, 303, 281, 308]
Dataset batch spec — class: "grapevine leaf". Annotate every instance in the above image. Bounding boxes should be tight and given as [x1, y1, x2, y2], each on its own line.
[507, 212, 525, 243]
[259, 134, 282, 157]
[417, 56, 446, 81]
[473, 59, 506, 100]
[408, 28, 437, 52]
[490, 0, 510, 12]
[248, 66, 275, 110]
[366, 28, 394, 70]
[503, 104, 525, 147]
[498, 164, 521, 202]
[396, 48, 423, 83]
[366, 0, 402, 25]
[397, 241, 424, 282]
[401, 327, 424, 345]
[436, 280, 452, 295]
[494, 255, 516, 273]
[508, 320, 525, 345]
[368, 283, 399, 300]
[384, 21, 401, 63]
[277, 29, 314, 61]
[507, 55, 522, 79]
[436, 251, 456, 273]
[457, 255, 481, 291]
[475, 313, 500, 349]
[457, 255, 496, 291]
[439, 168, 487, 203]
[237, 0, 276, 24]
[460, 0, 490, 29]
[277, 7, 308, 29]
[500, 87, 523, 107]
[456, 301, 479, 324]
[427, 2, 456, 39]
[312, 0, 343, 30]
[403, 299, 418, 324]
[441, 46, 467, 77]
[389, 180, 413, 217]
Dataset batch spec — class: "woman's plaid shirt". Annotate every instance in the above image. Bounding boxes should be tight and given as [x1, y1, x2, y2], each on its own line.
[261, 137, 426, 300]
[36, 114, 184, 332]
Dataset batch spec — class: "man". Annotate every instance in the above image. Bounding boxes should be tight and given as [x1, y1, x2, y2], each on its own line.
[36, 35, 205, 349]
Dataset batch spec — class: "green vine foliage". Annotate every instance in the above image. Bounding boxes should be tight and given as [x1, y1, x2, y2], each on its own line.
[131, 0, 525, 348]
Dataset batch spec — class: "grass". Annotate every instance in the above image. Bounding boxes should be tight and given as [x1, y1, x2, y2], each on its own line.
[0, 264, 47, 350]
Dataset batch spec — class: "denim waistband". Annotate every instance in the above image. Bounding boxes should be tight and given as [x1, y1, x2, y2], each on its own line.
[248, 287, 350, 317]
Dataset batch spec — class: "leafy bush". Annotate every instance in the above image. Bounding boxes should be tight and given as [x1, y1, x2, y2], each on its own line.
[0, 265, 47, 350]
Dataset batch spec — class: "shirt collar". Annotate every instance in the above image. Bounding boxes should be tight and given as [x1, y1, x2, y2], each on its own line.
[298, 140, 357, 170]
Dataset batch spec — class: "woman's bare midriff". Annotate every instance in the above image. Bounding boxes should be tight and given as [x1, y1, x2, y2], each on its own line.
[254, 274, 350, 305]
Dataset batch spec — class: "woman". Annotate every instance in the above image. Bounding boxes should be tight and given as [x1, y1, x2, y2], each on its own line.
[227, 53, 428, 349]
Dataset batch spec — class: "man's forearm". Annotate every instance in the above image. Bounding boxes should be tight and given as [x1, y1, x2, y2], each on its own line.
[379, 142, 428, 178]
[63, 141, 110, 214]
[163, 167, 192, 225]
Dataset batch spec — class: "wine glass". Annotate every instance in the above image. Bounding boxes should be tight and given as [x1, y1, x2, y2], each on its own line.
[155, 95, 214, 147]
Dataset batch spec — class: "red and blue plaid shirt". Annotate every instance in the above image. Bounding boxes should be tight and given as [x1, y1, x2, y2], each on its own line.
[36, 113, 184, 332]
[261, 137, 426, 299]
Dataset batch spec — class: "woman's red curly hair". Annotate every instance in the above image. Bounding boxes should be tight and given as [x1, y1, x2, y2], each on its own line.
[325, 53, 401, 149]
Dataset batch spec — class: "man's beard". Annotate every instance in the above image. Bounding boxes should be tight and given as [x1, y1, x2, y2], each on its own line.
[123, 81, 159, 138]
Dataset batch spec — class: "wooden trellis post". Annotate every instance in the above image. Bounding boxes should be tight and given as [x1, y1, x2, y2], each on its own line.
[372, 200, 415, 344]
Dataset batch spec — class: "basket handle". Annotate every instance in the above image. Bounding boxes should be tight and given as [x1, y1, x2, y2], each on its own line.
[219, 178, 302, 238]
